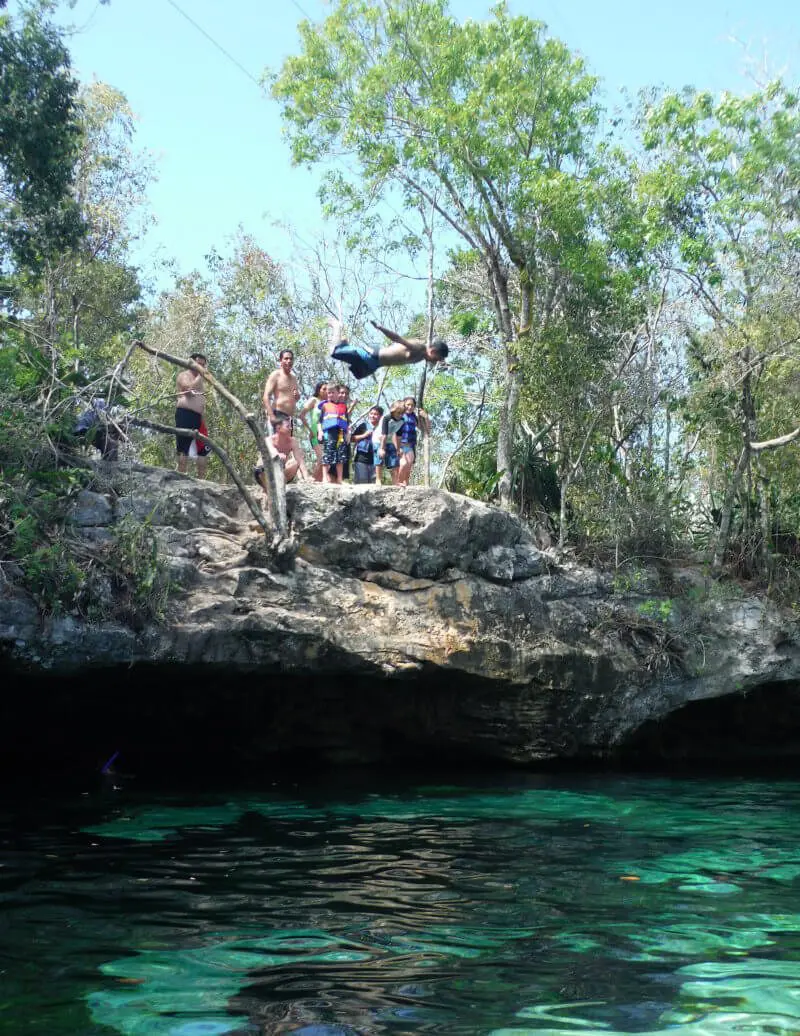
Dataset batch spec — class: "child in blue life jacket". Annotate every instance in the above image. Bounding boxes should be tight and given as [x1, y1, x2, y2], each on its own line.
[319, 382, 349, 484]
[351, 404, 384, 484]
[398, 396, 430, 486]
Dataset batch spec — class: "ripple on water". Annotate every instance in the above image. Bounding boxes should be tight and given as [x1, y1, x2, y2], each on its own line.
[2, 777, 800, 1034]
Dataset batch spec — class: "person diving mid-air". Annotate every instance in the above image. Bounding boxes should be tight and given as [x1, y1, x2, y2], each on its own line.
[329, 317, 449, 380]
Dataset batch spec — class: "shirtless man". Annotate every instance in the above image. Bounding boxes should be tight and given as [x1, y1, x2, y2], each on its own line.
[253, 416, 310, 490]
[175, 352, 210, 477]
[262, 349, 301, 431]
[330, 319, 449, 380]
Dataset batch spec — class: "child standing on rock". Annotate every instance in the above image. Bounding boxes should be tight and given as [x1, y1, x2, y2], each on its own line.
[378, 400, 405, 486]
[319, 383, 349, 484]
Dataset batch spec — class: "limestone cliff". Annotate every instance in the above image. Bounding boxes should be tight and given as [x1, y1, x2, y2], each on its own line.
[2, 464, 800, 775]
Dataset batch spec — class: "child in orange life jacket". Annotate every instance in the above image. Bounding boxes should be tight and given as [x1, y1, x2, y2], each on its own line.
[319, 382, 349, 484]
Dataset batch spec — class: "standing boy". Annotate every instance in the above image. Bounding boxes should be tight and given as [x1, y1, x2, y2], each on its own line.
[263, 349, 301, 430]
[351, 405, 384, 484]
[319, 383, 349, 484]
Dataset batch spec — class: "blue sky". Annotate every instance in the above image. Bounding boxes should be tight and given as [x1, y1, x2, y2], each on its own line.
[27, 0, 800, 288]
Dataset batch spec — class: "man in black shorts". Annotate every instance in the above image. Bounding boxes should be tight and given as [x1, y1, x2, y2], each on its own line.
[175, 353, 211, 477]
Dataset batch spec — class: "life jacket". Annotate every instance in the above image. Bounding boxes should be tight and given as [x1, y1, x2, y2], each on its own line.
[319, 400, 348, 434]
[354, 422, 375, 460]
[400, 412, 418, 445]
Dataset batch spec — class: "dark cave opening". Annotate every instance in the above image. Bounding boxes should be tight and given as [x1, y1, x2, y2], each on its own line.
[619, 681, 800, 768]
[3, 664, 800, 782]
[1, 663, 501, 782]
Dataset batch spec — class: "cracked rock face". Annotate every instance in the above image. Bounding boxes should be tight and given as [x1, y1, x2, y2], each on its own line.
[2, 464, 800, 773]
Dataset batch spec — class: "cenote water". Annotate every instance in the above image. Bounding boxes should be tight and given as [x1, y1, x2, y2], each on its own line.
[3, 773, 800, 1035]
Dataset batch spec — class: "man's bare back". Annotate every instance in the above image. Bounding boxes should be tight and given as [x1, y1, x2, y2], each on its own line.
[329, 318, 449, 380]
[375, 338, 429, 366]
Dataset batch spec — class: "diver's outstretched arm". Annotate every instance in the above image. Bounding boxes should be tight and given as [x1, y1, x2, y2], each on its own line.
[370, 319, 414, 347]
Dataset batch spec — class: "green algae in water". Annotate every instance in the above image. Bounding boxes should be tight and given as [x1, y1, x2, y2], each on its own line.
[82, 786, 710, 843]
[623, 923, 776, 961]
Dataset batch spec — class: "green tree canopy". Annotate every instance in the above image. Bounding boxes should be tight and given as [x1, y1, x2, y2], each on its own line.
[0, 2, 83, 269]
[272, 0, 635, 506]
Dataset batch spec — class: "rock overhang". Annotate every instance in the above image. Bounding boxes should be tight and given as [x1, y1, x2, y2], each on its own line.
[3, 464, 800, 773]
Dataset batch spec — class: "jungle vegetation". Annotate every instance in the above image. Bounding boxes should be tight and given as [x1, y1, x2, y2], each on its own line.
[3, 0, 800, 611]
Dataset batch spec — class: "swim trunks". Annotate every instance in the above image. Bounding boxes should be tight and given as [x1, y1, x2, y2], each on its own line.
[323, 435, 349, 467]
[175, 407, 210, 456]
[331, 340, 381, 380]
[382, 442, 400, 470]
[353, 459, 375, 484]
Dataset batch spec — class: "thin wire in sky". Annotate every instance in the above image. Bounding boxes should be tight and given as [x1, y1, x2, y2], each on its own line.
[288, 0, 314, 21]
[164, 0, 264, 89]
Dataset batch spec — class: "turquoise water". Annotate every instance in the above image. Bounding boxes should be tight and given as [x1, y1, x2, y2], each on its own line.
[2, 774, 800, 1034]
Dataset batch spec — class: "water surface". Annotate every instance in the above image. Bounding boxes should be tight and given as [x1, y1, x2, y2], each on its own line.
[2, 773, 800, 1034]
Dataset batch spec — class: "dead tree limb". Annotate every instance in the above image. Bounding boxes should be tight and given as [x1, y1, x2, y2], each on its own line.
[520, 417, 556, 451]
[437, 385, 486, 489]
[711, 445, 750, 571]
[129, 418, 271, 536]
[132, 340, 288, 540]
[108, 339, 138, 403]
[750, 427, 800, 452]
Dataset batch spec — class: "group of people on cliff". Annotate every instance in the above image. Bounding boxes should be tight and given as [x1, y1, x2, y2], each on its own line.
[174, 319, 447, 489]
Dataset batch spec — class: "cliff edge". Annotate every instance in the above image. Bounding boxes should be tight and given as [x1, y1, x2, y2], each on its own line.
[2, 464, 799, 773]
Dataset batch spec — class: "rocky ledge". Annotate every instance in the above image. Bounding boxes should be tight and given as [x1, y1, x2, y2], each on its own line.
[2, 463, 800, 776]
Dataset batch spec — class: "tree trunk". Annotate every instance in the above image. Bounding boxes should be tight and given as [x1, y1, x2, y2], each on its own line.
[663, 401, 671, 543]
[712, 445, 749, 571]
[416, 364, 430, 487]
[486, 257, 518, 509]
[757, 471, 772, 584]
[72, 294, 80, 350]
[558, 469, 571, 549]
[496, 351, 521, 509]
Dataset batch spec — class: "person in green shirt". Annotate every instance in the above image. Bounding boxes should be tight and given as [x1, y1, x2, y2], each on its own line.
[298, 379, 328, 481]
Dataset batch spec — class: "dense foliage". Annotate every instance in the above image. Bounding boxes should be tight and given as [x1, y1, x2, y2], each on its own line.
[0, 0, 83, 268]
[3, 0, 800, 608]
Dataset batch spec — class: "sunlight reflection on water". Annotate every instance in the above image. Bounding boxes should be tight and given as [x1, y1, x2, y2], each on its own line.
[2, 775, 800, 1034]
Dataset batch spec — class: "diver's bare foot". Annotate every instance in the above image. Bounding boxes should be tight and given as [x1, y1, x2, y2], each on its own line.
[326, 315, 344, 356]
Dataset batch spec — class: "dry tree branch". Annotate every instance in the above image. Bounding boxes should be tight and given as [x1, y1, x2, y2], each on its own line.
[750, 427, 800, 452]
[437, 384, 487, 489]
[128, 419, 271, 535]
[132, 340, 289, 543]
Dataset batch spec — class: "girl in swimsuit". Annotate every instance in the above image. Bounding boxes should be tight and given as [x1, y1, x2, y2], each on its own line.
[299, 380, 327, 481]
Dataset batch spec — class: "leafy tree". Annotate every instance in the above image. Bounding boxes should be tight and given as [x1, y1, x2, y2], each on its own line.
[3, 78, 149, 468]
[0, 1, 83, 270]
[272, 0, 635, 508]
[27, 82, 150, 365]
[642, 82, 800, 571]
